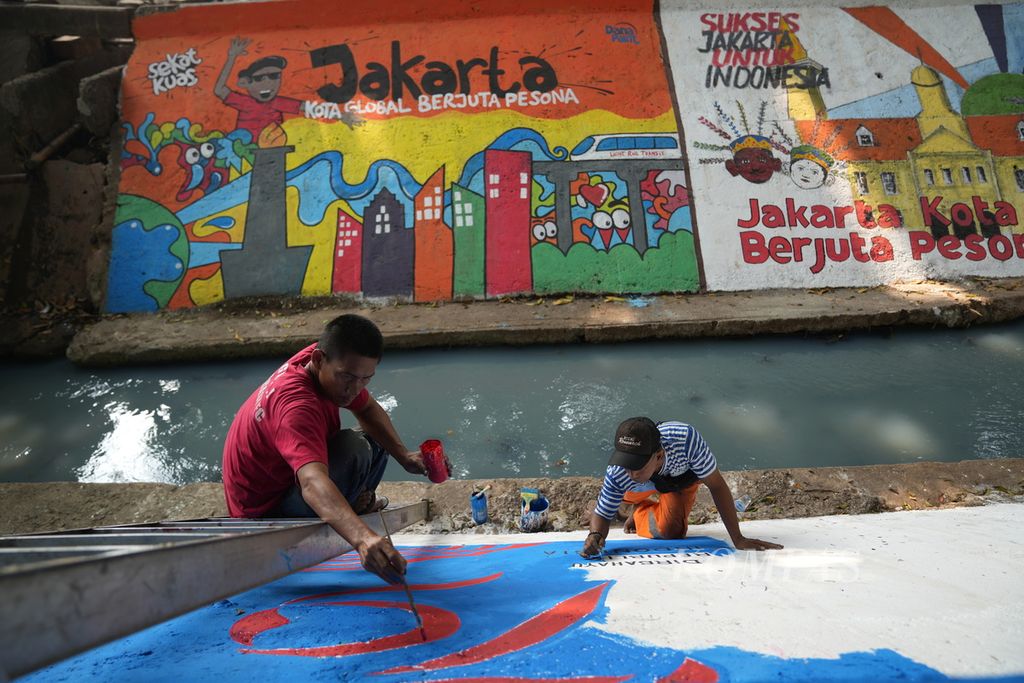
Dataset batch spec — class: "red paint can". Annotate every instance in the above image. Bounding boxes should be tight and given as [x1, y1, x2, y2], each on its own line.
[420, 439, 451, 484]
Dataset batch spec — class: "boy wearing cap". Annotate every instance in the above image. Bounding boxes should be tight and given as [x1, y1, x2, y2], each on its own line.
[582, 417, 782, 557]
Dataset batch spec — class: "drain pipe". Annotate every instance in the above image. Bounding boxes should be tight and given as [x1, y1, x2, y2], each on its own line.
[0, 123, 84, 184]
[25, 122, 83, 171]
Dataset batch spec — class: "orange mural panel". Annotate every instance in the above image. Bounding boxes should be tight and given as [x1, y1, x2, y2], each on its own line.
[107, 0, 698, 313]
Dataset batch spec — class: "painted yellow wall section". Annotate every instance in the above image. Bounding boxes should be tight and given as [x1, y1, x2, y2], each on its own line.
[281, 109, 680, 183]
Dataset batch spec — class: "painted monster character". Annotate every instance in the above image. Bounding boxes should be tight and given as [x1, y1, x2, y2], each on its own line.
[531, 218, 558, 245]
[591, 199, 632, 248]
[725, 135, 782, 184]
[174, 139, 227, 202]
[573, 178, 632, 250]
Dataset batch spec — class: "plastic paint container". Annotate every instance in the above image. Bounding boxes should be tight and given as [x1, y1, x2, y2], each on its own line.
[519, 488, 549, 532]
[420, 439, 451, 484]
[470, 491, 489, 524]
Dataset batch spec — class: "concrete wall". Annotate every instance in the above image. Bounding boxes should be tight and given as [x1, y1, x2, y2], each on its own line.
[104, 0, 1024, 311]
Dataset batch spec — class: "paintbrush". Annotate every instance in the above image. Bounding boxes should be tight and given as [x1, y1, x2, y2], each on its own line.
[378, 511, 428, 642]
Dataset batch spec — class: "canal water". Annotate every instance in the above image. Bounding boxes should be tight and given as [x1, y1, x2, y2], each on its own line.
[1, 321, 1022, 485]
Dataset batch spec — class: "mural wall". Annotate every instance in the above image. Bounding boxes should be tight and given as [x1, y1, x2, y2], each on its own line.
[107, 0, 1024, 311]
[109, 0, 696, 312]
[662, 1, 1024, 290]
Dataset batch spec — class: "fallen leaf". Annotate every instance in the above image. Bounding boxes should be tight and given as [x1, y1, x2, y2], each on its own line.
[604, 295, 626, 302]
[552, 295, 574, 306]
[525, 298, 545, 306]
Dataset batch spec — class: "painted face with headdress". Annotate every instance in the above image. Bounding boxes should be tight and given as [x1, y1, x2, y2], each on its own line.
[788, 144, 834, 189]
[725, 135, 782, 184]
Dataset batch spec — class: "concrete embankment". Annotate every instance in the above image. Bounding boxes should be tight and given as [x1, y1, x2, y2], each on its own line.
[61, 278, 1024, 366]
[3, 459, 1021, 535]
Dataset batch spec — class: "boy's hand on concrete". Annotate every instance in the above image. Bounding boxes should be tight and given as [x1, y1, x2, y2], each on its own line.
[357, 534, 407, 584]
[734, 536, 783, 551]
[580, 532, 605, 559]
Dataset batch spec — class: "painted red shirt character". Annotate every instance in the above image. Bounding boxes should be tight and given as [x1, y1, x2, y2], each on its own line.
[214, 37, 303, 140]
[223, 90, 302, 139]
[222, 343, 370, 517]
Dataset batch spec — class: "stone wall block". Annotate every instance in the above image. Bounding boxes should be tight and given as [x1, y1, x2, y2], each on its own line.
[20, 161, 107, 305]
[78, 65, 123, 137]
[0, 36, 44, 86]
[0, 47, 130, 156]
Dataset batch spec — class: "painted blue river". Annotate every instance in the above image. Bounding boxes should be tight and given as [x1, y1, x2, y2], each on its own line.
[1, 320, 1022, 484]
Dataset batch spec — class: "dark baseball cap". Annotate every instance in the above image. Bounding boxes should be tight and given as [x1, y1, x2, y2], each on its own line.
[239, 56, 287, 80]
[608, 417, 661, 470]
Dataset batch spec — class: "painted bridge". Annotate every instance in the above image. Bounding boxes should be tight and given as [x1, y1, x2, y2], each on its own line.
[534, 159, 685, 255]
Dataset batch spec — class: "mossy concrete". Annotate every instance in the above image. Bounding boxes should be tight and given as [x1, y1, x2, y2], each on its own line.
[63, 277, 1024, 366]
[3, 459, 1021, 536]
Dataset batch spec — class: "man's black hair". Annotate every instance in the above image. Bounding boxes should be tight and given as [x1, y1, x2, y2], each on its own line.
[318, 314, 383, 360]
[238, 56, 287, 80]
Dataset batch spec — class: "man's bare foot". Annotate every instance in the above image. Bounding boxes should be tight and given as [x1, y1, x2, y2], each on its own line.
[353, 491, 388, 515]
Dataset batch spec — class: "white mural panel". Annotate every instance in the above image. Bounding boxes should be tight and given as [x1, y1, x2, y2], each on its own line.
[660, 2, 1024, 290]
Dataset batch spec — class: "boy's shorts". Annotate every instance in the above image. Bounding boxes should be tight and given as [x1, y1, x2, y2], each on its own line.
[623, 483, 700, 539]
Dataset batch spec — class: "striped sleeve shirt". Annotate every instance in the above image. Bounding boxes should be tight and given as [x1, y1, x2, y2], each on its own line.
[594, 421, 718, 521]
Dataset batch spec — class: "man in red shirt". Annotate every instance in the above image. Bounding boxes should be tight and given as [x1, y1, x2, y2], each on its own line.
[223, 314, 426, 583]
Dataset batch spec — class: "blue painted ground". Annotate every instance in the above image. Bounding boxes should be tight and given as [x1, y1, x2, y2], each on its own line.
[22, 539, 1024, 682]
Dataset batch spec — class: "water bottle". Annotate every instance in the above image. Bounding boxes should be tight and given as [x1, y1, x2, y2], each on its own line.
[735, 494, 752, 513]
[471, 490, 489, 524]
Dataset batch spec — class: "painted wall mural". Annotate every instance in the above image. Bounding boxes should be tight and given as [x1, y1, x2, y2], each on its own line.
[108, 0, 1024, 309]
[22, 537, 1024, 681]
[662, 2, 1024, 290]
[109, 0, 698, 312]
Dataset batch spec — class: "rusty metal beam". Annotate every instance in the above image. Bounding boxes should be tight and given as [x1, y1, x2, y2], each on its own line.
[0, 502, 429, 679]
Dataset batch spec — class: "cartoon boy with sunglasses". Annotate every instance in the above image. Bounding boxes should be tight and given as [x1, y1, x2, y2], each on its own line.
[214, 37, 304, 140]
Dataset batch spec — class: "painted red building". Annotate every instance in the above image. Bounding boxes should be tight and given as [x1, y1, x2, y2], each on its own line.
[484, 149, 533, 297]
[413, 167, 453, 301]
[332, 208, 363, 293]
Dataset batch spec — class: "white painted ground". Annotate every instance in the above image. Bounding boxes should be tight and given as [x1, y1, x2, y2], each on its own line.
[396, 503, 1024, 678]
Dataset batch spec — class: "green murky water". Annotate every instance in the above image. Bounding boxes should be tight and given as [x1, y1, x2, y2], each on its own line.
[2, 321, 1022, 484]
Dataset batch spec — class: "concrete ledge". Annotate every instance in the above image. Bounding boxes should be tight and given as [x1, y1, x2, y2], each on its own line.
[68, 277, 1024, 366]
[3, 459, 1021, 535]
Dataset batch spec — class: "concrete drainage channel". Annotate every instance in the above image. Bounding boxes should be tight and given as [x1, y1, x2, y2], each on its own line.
[3, 461, 1023, 536]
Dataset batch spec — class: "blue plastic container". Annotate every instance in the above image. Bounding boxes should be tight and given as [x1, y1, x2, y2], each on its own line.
[470, 491, 489, 524]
